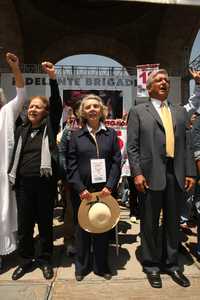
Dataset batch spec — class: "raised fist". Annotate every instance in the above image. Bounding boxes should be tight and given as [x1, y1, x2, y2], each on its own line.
[41, 61, 56, 79]
[6, 52, 19, 68]
[189, 68, 200, 84]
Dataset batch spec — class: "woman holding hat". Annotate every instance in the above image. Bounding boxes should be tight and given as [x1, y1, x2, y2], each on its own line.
[67, 94, 121, 281]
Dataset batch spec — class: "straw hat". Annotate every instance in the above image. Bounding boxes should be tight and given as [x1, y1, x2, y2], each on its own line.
[78, 192, 120, 233]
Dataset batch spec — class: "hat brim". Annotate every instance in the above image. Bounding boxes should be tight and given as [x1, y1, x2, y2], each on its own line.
[78, 192, 120, 233]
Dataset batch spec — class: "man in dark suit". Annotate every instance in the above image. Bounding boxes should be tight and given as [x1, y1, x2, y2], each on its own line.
[127, 69, 197, 288]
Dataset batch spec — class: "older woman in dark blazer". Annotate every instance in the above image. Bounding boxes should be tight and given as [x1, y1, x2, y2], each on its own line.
[67, 94, 121, 281]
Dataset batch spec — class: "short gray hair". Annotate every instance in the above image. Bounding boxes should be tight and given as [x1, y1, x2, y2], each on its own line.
[79, 94, 108, 126]
[146, 69, 169, 90]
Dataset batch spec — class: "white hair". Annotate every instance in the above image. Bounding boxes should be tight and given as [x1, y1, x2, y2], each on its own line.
[146, 69, 169, 90]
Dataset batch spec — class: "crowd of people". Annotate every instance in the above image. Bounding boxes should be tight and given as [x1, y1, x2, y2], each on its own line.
[1, 53, 200, 289]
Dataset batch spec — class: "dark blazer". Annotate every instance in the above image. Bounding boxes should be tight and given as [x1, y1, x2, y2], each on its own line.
[127, 100, 196, 191]
[67, 126, 121, 194]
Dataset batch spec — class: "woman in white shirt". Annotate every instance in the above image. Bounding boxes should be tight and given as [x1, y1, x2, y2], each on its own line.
[0, 53, 25, 273]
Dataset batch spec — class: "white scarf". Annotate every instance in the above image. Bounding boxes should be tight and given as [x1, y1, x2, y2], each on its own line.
[8, 125, 52, 185]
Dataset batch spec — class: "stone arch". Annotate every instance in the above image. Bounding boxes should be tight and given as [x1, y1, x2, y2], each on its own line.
[39, 34, 137, 72]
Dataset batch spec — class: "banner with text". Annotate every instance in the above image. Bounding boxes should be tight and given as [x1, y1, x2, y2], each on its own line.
[136, 64, 160, 97]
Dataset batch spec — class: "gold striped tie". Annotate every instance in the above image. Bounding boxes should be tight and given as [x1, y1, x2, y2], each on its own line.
[160, 103, 174, 158]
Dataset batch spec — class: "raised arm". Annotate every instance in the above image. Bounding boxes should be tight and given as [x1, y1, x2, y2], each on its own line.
[41, 61, 62, 134]
[41, 61, 56, 80]
[189, 68, 200, 85]
[184, 69, 200, 114]
[6, 52, 24, 88]
[5, 52, 26, 119]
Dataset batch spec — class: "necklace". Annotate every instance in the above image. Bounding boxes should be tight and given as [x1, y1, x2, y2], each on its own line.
[30, 128, 40, 139]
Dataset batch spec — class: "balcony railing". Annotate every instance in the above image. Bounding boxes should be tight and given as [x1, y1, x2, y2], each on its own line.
[0, 64, 191, 77]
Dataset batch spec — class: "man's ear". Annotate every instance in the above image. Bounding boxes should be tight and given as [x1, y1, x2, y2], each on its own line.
[147, 87, 152, 96]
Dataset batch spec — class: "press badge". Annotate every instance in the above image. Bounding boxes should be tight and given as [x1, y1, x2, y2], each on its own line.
[90, 159, 106, 183]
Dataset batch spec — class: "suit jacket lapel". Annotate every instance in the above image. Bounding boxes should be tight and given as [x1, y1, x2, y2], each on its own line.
[145, 100, 164, 128]
[145, 100, 177, 131]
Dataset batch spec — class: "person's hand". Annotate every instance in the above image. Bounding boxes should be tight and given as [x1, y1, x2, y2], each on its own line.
[134, 175, 149, 193]
[41, 61, 56, 80]
[185, 177, 196, 192]
[190, 113, 197, 127]
[79, 189, 92, 201]
[99, 187, 112, 198]
[189, 68, 200, 85]
[6, 52, 19, 69]
[6, 52, 24, 87]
